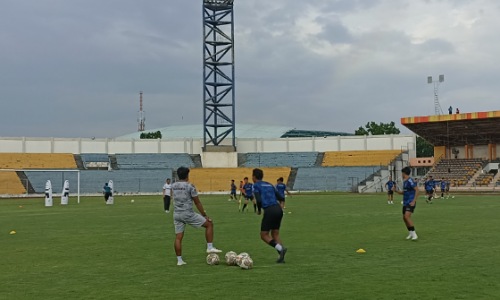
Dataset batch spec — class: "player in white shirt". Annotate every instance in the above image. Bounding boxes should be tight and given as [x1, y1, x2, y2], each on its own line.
[163, 178, 172, 213]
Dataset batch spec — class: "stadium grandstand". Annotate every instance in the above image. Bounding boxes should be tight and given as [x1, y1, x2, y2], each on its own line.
[0, 123, 415, 196]
[402, 110, 500, 190]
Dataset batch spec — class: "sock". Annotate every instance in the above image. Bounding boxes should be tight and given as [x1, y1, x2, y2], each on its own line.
[242, 204, 247, 211]
[408, 226, 415, 232]
[207, 243, 213, 250]
[268, 239, 277, 248]
[177, 256, 183, 263]
[253, 204, 257, 212]
[274, 243, 283, 252]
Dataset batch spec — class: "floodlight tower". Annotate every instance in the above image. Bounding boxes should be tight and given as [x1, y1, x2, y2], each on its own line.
[427, 75, 445, 115]
[137, 91, 146, 132]
[202, 0, 236, 149]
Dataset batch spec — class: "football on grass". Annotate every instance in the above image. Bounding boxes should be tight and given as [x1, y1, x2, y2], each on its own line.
[239, 256, 253, 270]
[206, 253, 220, 265]
[225, 251, 237, 266]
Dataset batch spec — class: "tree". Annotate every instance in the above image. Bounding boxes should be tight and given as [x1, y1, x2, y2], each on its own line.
[140, 131, 162, 139]
[416, 136, 434, 157]
[355, 121, 401, 135]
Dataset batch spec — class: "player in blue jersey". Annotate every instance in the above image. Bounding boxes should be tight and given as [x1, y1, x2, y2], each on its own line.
[440, 177, 447, 199]
[276, 177, 292, 209]
[393, 167, 419, 240]
[424, 176, 435, 204]
[385, 176, 396, 204]
[252, 168, 287, 263]
[241, 177, 257, 213]
[229, 179, 237, 201]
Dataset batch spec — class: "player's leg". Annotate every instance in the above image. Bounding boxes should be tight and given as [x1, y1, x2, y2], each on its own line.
[252, 198, 257, 213]
[261, 205, 286, 263]
[242, 197, 249, 212]
[174, 220, 187, 265]
[403, 207, 417, 240]
[185, 213, 222, 253]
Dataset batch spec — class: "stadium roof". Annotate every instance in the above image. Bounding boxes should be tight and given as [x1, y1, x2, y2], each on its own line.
[117, 124, 352, 140]
[401, 110, 500, 146]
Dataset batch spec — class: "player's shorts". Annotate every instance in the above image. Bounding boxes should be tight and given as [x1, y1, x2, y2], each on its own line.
[387, 190, 394, 195]
[425, 189, 434, 194]
[174, 211, 207, 234]
[244, 195, 254, 201]
[163, 195, 171, 201]
[104, 192, 111, 200]
[445, 188, 450, 192]
[231, 191, 236, 196]
[261, 204, 283, 231]
[402, 204, 416, 214]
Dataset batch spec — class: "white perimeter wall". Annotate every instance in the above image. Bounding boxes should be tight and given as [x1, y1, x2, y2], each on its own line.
[0, 135, 416, 156]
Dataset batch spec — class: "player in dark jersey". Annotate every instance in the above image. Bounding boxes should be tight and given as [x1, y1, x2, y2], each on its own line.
[393, 167, 419, 240]
[385, 176, 396, 205]
[252, 168, 287, 263]
[241, 177, 258, 213]
[440, 177, 447, 199]
[229, 179, 237, 201]
[275, 177, 291, 209]
[424, 176, 435, 204]
[103, 182, 111, 203]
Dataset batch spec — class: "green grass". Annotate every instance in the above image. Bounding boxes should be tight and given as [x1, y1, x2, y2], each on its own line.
[1, 193, 499, 299]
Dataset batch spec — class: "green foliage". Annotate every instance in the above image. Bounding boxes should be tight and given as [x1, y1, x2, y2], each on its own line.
[355, 121, 401, 135]
[140, 130, 162, 139]
[1, 194, 499, 299]
[416, 136, 434, 157]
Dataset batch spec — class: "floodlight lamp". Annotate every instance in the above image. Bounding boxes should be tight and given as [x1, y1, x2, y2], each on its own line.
[427, 76, 433, 84]
[439, 75, 444, 83]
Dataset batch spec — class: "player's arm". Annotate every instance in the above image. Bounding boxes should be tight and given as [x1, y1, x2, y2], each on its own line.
[254, 191, 262, 203]
[410, 186, 418, 206]
[193, 196, 209, 220]
[393, 184, 403, 195]
[285, 189, 292, 197]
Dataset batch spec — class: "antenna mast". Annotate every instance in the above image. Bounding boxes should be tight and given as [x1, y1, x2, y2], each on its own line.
[138, 91, 146, 132]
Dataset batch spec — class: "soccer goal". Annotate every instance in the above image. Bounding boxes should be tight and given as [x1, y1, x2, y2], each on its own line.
[0, 169, 81, 203]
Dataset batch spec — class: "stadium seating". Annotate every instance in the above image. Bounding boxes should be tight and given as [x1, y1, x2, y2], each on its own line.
[0, 171, 26, 194]
[474, 172, 495, 186]
[188, 167, 291, 192]
[115, 154, 194, 170]
[241, 152, 319, 168]
[294, 167, 377, 192]
[322, 150, 402, 167]
[80, 153, 109, 169]
[0, 153, 77, 169]
[425, 159, 483, 186]
[25, 169, 172, 194]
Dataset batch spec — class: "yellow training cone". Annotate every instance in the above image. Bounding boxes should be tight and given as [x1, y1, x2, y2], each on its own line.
[10, 230, 16, 235]
[356, 248, 366, 254]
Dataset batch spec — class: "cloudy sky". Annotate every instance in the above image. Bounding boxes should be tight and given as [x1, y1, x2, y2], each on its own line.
[1, 0, 499, 138]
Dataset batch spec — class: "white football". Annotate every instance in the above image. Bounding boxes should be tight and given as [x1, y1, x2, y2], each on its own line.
[239, 256, 253, 270]
[206, 253, 220, 265]
[131, 199, 135, 203]
[225, 251, 237, 266]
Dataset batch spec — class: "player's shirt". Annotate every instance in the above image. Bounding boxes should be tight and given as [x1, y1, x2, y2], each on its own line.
[103, 185, 111, 193]
[253, 180, 279, 209]
[163, 183, 172, 196]
[425, 179, 435, 191]
[440, 181, 446, 190]
[403, 178, 417, 206]
[172, 181, 198, 213]
[386, 180, 396, 191]
[230, 183, 236, 193]
[243, 183, 253, 197]
[276, 183, 287, 199]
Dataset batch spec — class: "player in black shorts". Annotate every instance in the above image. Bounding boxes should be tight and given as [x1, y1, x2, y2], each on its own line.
[252, 168, 287, 263]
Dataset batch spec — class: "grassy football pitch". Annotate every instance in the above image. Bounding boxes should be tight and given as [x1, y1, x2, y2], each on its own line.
[1, 193, 499, 299]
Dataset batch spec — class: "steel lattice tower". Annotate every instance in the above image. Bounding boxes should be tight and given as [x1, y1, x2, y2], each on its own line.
[202, 0, 235, 149]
